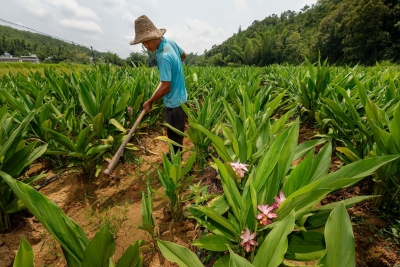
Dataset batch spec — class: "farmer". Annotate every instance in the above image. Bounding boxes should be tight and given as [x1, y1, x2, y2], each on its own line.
[130, 15, 187, 155]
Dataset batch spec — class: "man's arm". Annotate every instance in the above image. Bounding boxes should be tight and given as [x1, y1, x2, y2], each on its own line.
[181, 51, 187, 62]
[142, 81, 170, 113]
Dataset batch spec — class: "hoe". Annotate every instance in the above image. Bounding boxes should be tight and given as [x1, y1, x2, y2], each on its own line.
[103, 110, 146, 175]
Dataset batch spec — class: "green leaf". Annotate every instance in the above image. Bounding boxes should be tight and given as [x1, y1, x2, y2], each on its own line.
[115, 241, 142, 267]
[191, 235, 232, 251]
[93, 113, 105, 137]
[193, 206, 239, 238]
[283, 151, 313, 196]
[293, 139, 325, 160]
[182, 151, 196, 176]
[306, 196, 376, 229]
[191, 123, 232, 162]
[309, 142, 332, 183]
[110, 119, 126, 133]
[335, 147, 361, 163]
[389, 105, 400, 150]
[13, 238, 34, 267]
[252, 210, 295, 267]
[81, 226, 115, 267]
[114, 90, 130, 116]
[86, 144, 111, 157]
[164, 123, 187, 137]
[286, 231, 326, 261]
[43, 128, 77, 152]
[0, 171, 87, 267]
[316, 155, 400, 189]
[214, 157, 242, 220]
[79, 86, 97, 119]
[208, 194, 230, 215]
[212, 255, 230, 267]
[229, 248, 254, 267]
[155, 136, 184, 148]
[254, 120, 298, 195]
[2, 142, 37, 177]
[0, 109, 38, 159]
[277, 189, 330, 220]
[317, 202, 355, 267]
[5, 198, 25, 213]
[76, 127, 92, 153]
[157, 239, 204, 267]
[312, 196, 376, 212]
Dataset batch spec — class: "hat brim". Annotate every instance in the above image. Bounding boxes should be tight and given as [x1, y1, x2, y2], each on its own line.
[130, 28, 166, 45]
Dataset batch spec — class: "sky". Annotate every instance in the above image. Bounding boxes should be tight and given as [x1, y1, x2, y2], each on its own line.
[0, 0, 318, 59]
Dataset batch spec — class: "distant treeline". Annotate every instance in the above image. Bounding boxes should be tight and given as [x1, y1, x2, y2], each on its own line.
[2, 0, 399, 67]
[189, 0, 400, 66]
[0, 25, 106, 64]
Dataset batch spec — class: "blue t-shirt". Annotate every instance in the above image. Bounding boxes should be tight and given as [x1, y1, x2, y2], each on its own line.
[156, 38, 187, 108]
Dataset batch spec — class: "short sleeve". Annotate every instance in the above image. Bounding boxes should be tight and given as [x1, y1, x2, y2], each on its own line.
[157, 57, 172, 82]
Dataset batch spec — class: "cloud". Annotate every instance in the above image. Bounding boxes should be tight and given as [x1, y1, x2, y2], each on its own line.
[15, 0, 51, 18]
[235, 0, 249, 12]
[45, 0, 99, 20]
[122, 12, 137, 27]
[184, 18, 226, 37]
[166, 18, 228, 54]
[100, 0, 126, 9]
[59, 19, 103, 33]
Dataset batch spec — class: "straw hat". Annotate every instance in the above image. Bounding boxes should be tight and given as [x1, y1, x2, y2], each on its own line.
[130, 15, 166, 45]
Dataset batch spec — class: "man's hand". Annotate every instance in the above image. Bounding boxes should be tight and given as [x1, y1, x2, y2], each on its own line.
[142, 100, 152, 113]
[142, 81, 170, 113]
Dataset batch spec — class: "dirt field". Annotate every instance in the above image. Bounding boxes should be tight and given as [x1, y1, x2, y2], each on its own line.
[0, 127, 399, 267]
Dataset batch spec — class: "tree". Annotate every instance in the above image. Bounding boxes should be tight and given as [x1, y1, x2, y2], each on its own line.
[184, 52, 204, 66]
[342, 0, 389, 64]
[140, 45, 157, 67]
[126, 52, 148, 67]
[103, 52, 125, 66]
[317, 0, 349, 64]
[284, 31, 304, 64]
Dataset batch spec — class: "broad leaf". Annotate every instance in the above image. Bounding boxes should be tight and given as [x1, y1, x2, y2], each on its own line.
[115, 241, 142, 267]
[0, 171, 87, 267]
[286, 231, 325, 261]
[191, 235, 232, 251]
[317, 202, 355, 267]
[229, 248, 254, 267]
[81, 226, 115, 267]
[13, 238, 34, 267]
[157, 239, 204, 267]
[252, 210, 295, 267]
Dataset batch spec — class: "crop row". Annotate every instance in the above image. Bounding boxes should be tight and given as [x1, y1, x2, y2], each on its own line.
[1, 58, 399, 266]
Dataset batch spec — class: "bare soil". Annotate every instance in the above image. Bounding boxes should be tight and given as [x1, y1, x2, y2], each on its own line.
[0, 126, 399, 267]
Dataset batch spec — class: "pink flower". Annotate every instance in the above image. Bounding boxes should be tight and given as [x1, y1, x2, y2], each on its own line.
[127, 106, 133, 116]
[274, 191, 286, 208]
[256, 204, 278, 225]
[229, 159, 249, 179]
[240, 228, 258, 252]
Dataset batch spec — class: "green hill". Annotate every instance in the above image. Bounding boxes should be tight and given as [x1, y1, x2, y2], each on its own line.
[200, 0, 400, 66]
[0, 24, 105, 64]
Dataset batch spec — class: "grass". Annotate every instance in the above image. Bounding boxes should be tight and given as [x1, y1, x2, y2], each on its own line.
[0, 62, 91, 76]
[86, 202, 130, 236]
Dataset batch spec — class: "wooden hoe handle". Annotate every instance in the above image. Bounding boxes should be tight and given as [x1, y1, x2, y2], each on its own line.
[103, 110, 146, 175]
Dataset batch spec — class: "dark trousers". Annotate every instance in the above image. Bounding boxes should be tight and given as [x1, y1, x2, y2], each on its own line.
[165, 106, 186, 153]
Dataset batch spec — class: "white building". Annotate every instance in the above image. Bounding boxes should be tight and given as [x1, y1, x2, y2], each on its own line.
[0, 52, 40, 63]
[0, 52, 19, 63]
[20, 54, 40, 64]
